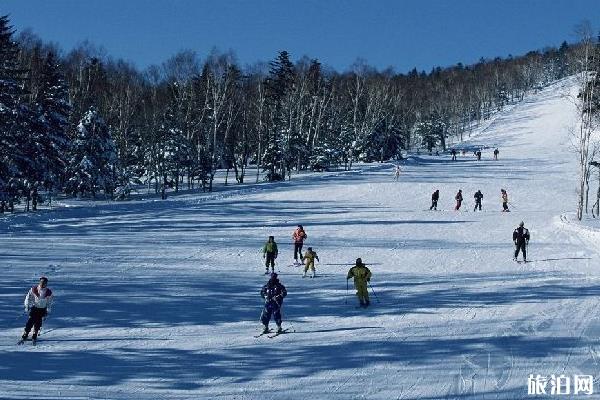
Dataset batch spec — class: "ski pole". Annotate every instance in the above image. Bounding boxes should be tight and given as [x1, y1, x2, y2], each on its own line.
[367, 281, 380, 303]
[345, 279, 349, 305]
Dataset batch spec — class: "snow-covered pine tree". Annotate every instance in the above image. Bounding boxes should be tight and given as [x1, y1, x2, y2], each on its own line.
[33, 51, 71, 197]
[0, 15, 30, 208]
[66, 107, 117, 198]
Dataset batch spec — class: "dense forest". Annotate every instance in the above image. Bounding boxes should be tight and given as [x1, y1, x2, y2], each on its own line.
[0, 14, 589, 211]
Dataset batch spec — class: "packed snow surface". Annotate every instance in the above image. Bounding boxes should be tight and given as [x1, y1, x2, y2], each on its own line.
[2, 77, 600, 399]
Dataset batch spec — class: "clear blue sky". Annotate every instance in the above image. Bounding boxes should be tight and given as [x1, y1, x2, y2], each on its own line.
[3, 0, 600, 73]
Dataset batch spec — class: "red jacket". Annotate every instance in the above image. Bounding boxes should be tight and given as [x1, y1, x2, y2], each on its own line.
[292, 228, 307, 244]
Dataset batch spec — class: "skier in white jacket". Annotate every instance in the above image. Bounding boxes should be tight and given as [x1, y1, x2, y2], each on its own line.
[21, 276, 53, 342]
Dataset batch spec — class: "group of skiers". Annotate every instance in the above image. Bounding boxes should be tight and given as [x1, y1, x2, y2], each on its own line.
[429, 188, 511, 212]
[449, 147, 499, 161]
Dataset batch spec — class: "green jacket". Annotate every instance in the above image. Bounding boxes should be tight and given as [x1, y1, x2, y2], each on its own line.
[263, 241, 278, 255]
[347, 264, 371, 284]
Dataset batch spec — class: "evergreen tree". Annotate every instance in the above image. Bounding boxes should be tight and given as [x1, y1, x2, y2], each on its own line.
[66, 107, 117, 197]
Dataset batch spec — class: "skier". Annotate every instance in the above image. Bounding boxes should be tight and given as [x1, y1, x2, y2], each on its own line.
[20, 276, 53, 344]
[493, 148, 499, 160]
[476, 150, 482, 161]
[512, 221, 530, 262]
[262, 236, 278, 274]
[501, 189, 510, 212]
[430, 189, 440, 210]
[292, 225, 307, 264]
[302, 247, 320, 278]
[473, 190, 483, 211]
[394, 165, 401, 181]
[260, 273, 287, 334]
[455, 189, 463, 211]
[347, 258, 372, 307]
[451, 149, 457, 161]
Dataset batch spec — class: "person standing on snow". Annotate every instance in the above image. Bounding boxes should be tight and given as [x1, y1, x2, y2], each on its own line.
[260, 273, 287, 334]
[430, 189, 440, 210]
[302, 247, 320, 278]
[501, 189, 510, 212]
[476, 150, 482, 161]
[451, 149, 457, 161]
[474, 190, 483, 211]
[263, 236, 278, 274]
[292, 225, 307, 264]
[493, 148, 499, 160]
[394, 165, 401, 181]
[347, 258, 372, 307]
[20, 276, 53, 343]
[513, 221, 530, 262]
[455, 189, 463, 211]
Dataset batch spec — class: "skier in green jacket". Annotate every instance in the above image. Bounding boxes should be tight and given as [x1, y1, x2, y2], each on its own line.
[347, 258, 372, 307]
[263, 236, 278, 274]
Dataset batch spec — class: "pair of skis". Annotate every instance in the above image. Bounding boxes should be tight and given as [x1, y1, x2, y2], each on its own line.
[17, 338, 37, 346]
[254, 328, 292, 339]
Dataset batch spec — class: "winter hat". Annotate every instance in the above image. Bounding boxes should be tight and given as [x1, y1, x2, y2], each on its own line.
[307, 247, 312, 251]
[270, 272, 278, 280]
[298, 225, 303, 229]
[519, 221, 524, 227]
[39, 276, 48, 284]
[268, 235, 274, 240]
[356, 258, 363, 266]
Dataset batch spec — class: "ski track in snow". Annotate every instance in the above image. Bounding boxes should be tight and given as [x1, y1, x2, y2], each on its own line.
[2, 77, 600, 399]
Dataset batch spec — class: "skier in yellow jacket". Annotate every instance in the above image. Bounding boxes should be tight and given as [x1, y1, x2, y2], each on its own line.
[347, 258, 372, 307]
[302, 247, 320, 278]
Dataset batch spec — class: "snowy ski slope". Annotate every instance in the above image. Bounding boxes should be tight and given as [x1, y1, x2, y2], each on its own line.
[2, 77, 600, 399]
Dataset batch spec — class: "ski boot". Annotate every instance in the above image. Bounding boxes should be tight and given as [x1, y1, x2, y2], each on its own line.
[262, 325, 269, 334]
[276, 324, 283, 334]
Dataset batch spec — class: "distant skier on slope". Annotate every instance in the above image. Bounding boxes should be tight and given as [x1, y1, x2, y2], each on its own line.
[292, 225, 307, 265]
[302, 247, 320, 278]
[430, 189, 440, 210]
[451, 149, 457, 161]
[501, 189, 510, 212]
[20, 276, 53, 344]
[455, 189, 463, 211]
[493, 148, 499, 160]
[513, 221, 530, 262]
[474, 190, 483, 211]
[347, 258, 372, 308]
[263, 236, 278, 274]
[476, 150, 482, 161]
[394, 165, 401, 181]
[260, 273, 287, 334]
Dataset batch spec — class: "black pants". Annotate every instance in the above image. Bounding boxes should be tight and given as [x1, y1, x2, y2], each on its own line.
[24, 307, 46, 338]
[294, 243, 304, 260]
[503, 202, 509, 211]
[261, 301, 282, 326]
[265, 253, 276, 270]
[474, 200, 482, 211]
[515, 242, 527, 260]
[430, 200, 438, 210]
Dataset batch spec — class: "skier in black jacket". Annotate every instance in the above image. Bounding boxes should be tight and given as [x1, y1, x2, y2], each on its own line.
[473, 190, 483, 211]
[512, 221, 530, 262]
[430, 190, 440, 210]
[260, 273, 287, 334]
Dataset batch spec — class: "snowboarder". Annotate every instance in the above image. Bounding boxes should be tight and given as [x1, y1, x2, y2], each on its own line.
[513, 221, 530, 262]
[476, 150, 482, 161]
[260, 273, 287, 334]
[292, 225, 307, 264]
[455, 189, 463, 211]
[263, 236, 278, 274]
[20, 276, 53, 344]
[347, 258, 372, 307]
[493, 148, 499, 160]
[451, 149, 457, 161]
[302, 247, 320, 278]
[501, 189, 510, 212]
[430, 189, 440, 210]
[394, 165, 401, 181]
[473, 190, 483, 211]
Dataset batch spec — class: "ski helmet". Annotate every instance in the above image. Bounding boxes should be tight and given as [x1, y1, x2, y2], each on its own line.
[307, 247, 312, 251]
[270, 272, 278, 280]
[356, 258, 363, 266]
